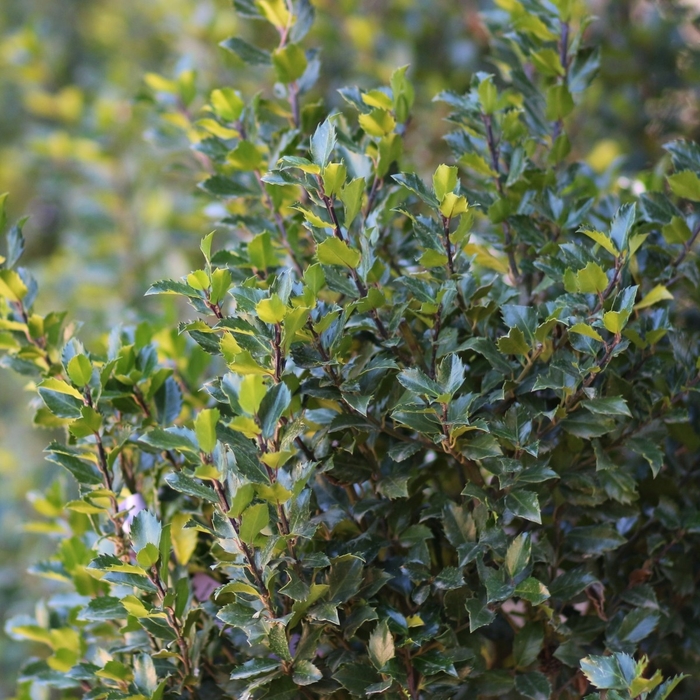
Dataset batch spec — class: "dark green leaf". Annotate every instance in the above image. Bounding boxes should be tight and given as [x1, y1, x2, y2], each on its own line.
[259, 382, 291, 440]
[505, 490, 541, 524]
[164, 472, 218, 503]
[327, 554, 364, 603]
[220, 36, 272, 65]
[515, 672, 552, 700]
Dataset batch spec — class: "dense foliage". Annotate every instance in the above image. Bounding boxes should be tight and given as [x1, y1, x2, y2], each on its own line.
[2, 1, 700, 699]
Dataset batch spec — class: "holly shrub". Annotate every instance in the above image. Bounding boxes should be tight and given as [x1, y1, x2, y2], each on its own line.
[2, 1, 700, 699]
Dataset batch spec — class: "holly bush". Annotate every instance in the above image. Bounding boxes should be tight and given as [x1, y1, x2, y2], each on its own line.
[2, 1, 700, 699]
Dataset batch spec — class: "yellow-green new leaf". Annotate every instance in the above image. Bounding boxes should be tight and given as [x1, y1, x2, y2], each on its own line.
[322, 162, 347, 197]
[210, 88, 244, 122]
[340, 178, 365, 227]
[239, 503, 269, 545]
[272, 44, 307, 84]
[433, 164, 458, 202]
[576, 262, 608, 294]
[668, 170, 700, 201]
[634, 285, 673, 310]
[210, 268, 232, 305]
[39, 377, 85, 400]
[569, 323, 604, 342]
[603, 311, 625, 334]
[195, 408, 220, 454]
[0, 270, 28, 301]
[478, 76, 498, 115]
[358, 109, 396, 137]
[256, 294, 287, 324]
[67, 355, 93, 387]
[171, 512, 198, 566]
[439, 192, 468, 218]
[257, 0, 290, 28]
[239, 375, 267, 415]
[227, 140, 264, 170]
[362, 89, 393, 110]
[546, 84, 574, 121]
[580, 229, 618, 257]
[317, 238, 361, 268]
[187, 270, 209, 291]
[662, 216, 692, 245]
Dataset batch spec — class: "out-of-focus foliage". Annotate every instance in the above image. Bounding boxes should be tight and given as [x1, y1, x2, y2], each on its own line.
[1, 0, 700, 698]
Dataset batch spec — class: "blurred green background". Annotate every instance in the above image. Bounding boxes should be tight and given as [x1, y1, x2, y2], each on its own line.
[1, 0, 700, 694]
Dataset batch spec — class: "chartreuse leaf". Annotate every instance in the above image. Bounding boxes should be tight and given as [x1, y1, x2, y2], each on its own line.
[439, 192, 468, 218]
[0, 191, 8, 233]
[317, 238, 361, 268]
[391, 64, 414, 122]
[227, 141, 263, 170]
[358, 109, 396, 137]
[195, 408, 219, 453]
[603, 311, 625, 334]
[576, 262, 608, 294]
[170, 512, 198, 565]
[662, 216, 692, 244]
[282, 306, 310, 351]
[256, 294, 287, 324]
[67, 355, 92, 387]
[580, 228, 618, 256]
[272, 44, 308, 83]
[248, 231, 278, 269]
[257, 0, 290, 28]
[210, 88, 244, 122]
[667, 170, 700, 201]
[569, 323, 603, 342]
[239, 375, 267, 415]
[340, 178, 365, 227]
[362, 89, 393, 110]
[433, 164, 458, 201]
[39, 377, 85, 401]
[303, 263, 325, 295]
[531, 48, 565, 76]
[0, 270, 28, 301]
[478, 75, 498, 115]
[322, 162, 347, 197]
[546, 84, 574, 120]
[239, 503, 269, 545]
[634, 284, 673, 310]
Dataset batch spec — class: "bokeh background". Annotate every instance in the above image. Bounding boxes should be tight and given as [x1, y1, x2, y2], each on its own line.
[1, 0, 700, 694]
